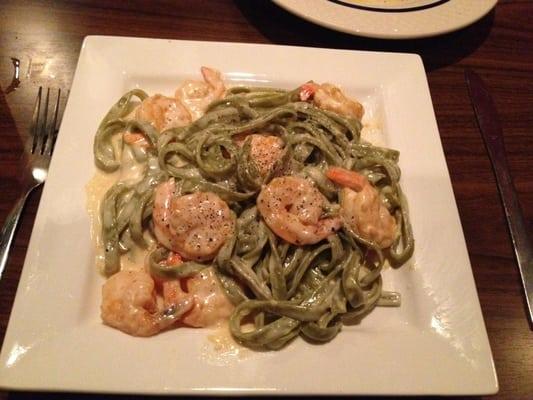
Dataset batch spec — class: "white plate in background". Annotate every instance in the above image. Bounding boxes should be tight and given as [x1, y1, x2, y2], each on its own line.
[0, 36, 498, 395]
[273, 0, 497, 39]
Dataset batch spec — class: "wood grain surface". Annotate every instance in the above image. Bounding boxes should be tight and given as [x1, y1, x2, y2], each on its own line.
[0, 0, 532, 398]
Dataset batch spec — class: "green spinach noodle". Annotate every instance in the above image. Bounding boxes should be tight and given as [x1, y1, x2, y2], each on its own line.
[93, 75, 414, 349]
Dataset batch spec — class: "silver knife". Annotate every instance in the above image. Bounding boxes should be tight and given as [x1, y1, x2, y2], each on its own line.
[465, 69, 533, 327]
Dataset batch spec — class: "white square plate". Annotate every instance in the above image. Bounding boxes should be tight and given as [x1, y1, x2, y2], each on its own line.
[0, 36, 498, 395]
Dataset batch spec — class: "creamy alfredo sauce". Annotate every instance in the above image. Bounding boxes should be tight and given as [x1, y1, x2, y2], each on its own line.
[86, 137, 150, 273]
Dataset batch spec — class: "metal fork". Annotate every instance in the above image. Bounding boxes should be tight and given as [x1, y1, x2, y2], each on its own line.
[0, 87, 65, 279]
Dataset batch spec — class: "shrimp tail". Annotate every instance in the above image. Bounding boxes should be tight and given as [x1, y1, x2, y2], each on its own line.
[326, 167, 366, 191]
[201, 66, 225, 94]
[299, 81, 318, 101]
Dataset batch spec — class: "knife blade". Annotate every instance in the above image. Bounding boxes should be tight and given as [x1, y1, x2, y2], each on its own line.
[465, 69, 533, 327]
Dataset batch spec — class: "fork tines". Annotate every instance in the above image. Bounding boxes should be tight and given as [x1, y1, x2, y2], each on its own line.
[29, 86, 63, 155]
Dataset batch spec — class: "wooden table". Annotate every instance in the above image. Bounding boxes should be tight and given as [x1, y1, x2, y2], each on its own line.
[0, 1, 531, 398]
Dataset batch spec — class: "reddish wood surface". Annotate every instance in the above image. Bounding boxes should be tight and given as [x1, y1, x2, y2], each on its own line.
[0, 0, 532, 398]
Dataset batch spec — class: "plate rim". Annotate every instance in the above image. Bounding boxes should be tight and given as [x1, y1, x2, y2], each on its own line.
[272, 0, 498, 39]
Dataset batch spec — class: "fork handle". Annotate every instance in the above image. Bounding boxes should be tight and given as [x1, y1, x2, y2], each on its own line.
[0, 191, 31, 280]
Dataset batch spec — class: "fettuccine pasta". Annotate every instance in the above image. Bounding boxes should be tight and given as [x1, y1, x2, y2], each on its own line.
[91, 67, 414, 349]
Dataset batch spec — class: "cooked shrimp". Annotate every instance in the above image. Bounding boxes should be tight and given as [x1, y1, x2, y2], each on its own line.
[162, 267, 234, 328]
[300, 82, 364, 120]
[123, 132, 150, 147]
[153, 179, 235, 261]
[257, 176, 341, 245]
[135, 94, 192, 132]
[175, 66, 226, 120]
[235, 134, 285, 177]
[326, 167, 397, 248]
[101, 270, 192, 337]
